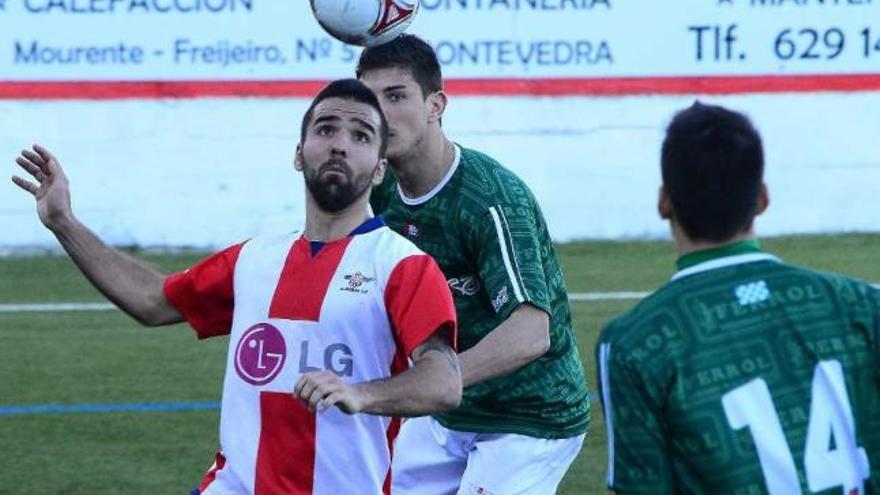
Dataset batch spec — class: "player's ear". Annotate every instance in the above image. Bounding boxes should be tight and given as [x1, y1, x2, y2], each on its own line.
[658, 185, 673, 220]
[755, 182, 770, 216]
[294, 144, 304, 172]
[426, 90, 448, 124]
[372, 158, 387, 186]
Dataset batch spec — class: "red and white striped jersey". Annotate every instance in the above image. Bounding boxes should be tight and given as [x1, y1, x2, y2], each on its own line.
[163, 218, 456, 495]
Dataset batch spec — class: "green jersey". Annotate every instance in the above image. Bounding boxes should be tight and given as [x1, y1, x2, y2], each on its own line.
[597, 241, 880, 494]
[370, 144, 589, 439]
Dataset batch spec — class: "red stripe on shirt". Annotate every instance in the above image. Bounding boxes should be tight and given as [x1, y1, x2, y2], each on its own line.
[269, 237, 352, 322]
[382, 346, 409, 494]
[163, 243, 244, 339]
[384, 255, 458, 357]
[197, 450, 227, 493]
[383, 417, 402, 495]
[254, 392, 316, 495]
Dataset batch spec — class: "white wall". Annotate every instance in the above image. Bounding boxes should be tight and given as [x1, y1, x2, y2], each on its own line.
[2, 92, 878, 249]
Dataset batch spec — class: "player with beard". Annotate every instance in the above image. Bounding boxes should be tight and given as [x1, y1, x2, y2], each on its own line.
[11, 79, 462, 495]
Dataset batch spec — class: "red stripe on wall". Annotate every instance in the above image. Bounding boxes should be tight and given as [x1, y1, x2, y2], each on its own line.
[2, 74, 880, 99]
[255, 392, 316, 495]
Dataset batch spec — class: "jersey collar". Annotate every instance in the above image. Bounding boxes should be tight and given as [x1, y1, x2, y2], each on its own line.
[349, 215, 385, 236]
[671, 240, 780, 282]
[398, 144, 461, 206]
[308, 216, 385, 256]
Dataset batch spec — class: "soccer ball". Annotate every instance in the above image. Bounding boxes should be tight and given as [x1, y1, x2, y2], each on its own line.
[310, 0, 420, 47]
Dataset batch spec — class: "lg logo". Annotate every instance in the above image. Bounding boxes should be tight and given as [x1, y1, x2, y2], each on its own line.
[234, 323, 286, 386]
[234, 323, 355, 386]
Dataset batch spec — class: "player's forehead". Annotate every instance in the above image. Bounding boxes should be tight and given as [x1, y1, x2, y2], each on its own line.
[309, 97, 382, 129]
[359, 67, 419, 93]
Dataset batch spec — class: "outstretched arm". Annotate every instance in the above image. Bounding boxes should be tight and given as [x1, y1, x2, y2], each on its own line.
[12, 145, 182, 326]
[294, 326, 461, 416]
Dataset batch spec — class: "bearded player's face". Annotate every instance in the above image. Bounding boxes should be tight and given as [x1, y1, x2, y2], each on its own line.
[297, 97, 385, 213]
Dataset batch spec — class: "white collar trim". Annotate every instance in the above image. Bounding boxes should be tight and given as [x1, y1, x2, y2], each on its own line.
[671, 253, 781, 282]
[398, 144, 461, 206]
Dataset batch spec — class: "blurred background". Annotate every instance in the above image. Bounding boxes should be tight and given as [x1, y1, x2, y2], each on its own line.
[2, 1, 879, 248]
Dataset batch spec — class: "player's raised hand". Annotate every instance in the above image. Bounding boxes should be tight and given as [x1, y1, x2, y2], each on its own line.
[12, 144, 72, 230]
[294, 371, 366, 415]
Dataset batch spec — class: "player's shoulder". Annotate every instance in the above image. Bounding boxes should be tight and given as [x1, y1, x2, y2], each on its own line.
[782, 262, 879, 306]
[458, 145, 528, 189]
[599, 284, 679, 347]
[457, 145, 537, 207]
[358, 224, 430, 267]
[238, 230, 300, 255]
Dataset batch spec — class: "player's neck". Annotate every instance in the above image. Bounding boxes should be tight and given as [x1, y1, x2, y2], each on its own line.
[392, 131, 454, 199]
[304, 195, 372, 243]
[673, 223, 758, 258]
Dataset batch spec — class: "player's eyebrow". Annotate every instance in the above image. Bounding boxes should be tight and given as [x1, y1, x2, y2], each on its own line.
[312, 115, 341, 127]
[382, 85, 407, 93]
[313, 114, 377, 135]
[351, 118, 377, 135]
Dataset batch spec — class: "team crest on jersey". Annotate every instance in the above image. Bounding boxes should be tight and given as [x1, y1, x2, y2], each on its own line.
[234, 323, 286, 386]
[401, 221, 421, 240]
[342, 271, 377, 294]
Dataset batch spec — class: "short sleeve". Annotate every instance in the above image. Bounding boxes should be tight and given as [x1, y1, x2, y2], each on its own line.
[384, 254, 457, 357]
[596, 331, 675, 494]
[163, 243, 244, 339]
[466, 202, 551, 320]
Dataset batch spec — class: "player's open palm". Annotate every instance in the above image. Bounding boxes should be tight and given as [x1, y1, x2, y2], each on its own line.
[12, 144, 72, 229]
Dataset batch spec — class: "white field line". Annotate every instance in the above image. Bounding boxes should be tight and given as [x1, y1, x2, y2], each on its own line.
[0, 303, 116, 313]
[569, 291, 650, 301]
[4, 294, 642, 312]
[2, 285, 878, 312]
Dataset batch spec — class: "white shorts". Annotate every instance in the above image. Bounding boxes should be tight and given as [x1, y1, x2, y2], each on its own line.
[391, 416, 585, 495]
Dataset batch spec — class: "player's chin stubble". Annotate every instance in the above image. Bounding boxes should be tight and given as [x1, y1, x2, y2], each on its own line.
[305, 159, 373, 213]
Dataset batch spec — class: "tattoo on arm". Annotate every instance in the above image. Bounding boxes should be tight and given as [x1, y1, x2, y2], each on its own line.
[414, 330, 460, 374]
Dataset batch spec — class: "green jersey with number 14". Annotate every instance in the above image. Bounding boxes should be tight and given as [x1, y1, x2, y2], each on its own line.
[597, 241, 880, 495]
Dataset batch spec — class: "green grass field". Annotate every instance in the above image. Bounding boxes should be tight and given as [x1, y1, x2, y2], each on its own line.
[1, 234, 878, 494]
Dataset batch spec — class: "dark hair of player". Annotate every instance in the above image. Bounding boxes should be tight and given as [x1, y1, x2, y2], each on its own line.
[661, 102, 765, 243]
[300, 78, 390, 157]
[356, 34, 443, 98]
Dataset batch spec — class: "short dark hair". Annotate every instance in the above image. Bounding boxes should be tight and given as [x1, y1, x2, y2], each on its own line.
[661, 102, 765, 243]
[300, 78, 390, 157]
[356, 34, 443, 98]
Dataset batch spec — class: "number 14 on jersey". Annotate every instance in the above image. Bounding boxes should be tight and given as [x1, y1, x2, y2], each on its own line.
[722, 360, 870, 495]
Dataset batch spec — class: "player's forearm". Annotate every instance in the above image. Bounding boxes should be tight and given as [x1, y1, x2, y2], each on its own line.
[355, 352, 461, 416]
[459, 304, 550, 387]
[48, 214, 181, 326]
